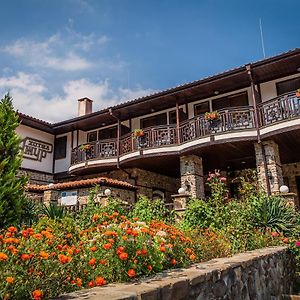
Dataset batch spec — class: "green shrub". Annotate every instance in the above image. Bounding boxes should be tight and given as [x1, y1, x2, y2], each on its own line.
[181, 198, 213, 229]
[41, 202, 66, 220]
[130, 195, 172, 223]
[250, 194, 297, 235]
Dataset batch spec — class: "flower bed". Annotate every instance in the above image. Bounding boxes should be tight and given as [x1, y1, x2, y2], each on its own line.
[0, 213, 231, 299]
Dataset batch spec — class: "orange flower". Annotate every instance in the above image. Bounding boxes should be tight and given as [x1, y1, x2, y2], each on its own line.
[116, 246, 125, 255]
[147, 265, 153, 271]
[7, 245, 18, 255]
[99, 259, 106, 265]
[32, 289, 43, 300]
[89, 258, 97, 266]
[6, 277, 14, 284]
[57, 244, 63, 251]
[95, 276, 107, 286]
[103, 243, 112, 250]
[131, 230, 139, 237]
[107, 238, 115, 244]
[126, 228, 132, 235]
[141, 228, 149, 234]
[127, 269, 136, 278]
[118, 252, 128, 261]
[141, 249, 147, 256]
[136, 250, 142, 256]
[88, 281, 95, 288]
[7, 226, 17, 233]
[90, 246, 97, 252]
[58, 254, 72, 264]
[185, 248, 192, 255]
[190, 254, 196, 260]
[76, 278, 82, 287]
[92, 214, 100, 222]
[33, 233, 43, 240]
[39, 251, 49, 260]
[159, 245, 166, 253]
[21, 254, 31, 261]
[122, 236, 127, 241]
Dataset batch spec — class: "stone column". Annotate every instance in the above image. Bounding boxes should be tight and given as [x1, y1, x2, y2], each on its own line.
[180, 155, 204, 199]
[43, 189, 60, 204]
[254, 140, 283, 194]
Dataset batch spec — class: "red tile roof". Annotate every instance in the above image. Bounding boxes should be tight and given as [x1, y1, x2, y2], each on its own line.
[26, 177, 136, 192]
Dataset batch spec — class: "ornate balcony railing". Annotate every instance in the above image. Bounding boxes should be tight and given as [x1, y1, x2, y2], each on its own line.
[71, 91, 300, 165]
[258, 91, 300, 126]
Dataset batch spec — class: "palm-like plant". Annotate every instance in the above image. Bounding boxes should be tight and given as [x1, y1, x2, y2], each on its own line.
[41, 202, 66, 219]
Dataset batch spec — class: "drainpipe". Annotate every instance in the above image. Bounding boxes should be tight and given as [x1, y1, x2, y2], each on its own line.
[109, 108, 120, 169]
[246, 65, 271, 195]
[176, 101, 180, 144]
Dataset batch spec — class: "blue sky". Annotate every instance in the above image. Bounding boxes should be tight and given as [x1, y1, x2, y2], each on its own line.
[0, 0, 299, 122]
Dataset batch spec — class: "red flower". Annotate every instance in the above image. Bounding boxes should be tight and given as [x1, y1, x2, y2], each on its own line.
[127, 269, 136, 278]
[159, 245, 166, 252]
[95, 276, 107, 286]
[89, 258, 97, 266]
[0, 252, 8, 261]
[141, 249, 147, 256]
[21, 253, 31, 261]
[103, 243, 112, 250]
[90, 246, 97, 252]
[99, 259, 107, 265]
[32, 289, 43, 300]
[7, 226, 17, 233]
[116, 246, 125, 255]
[171, 258, 177, 266]
[147, 265, 153, 271]
[58, 254, 72, 264]
[271, 232, 279, 237]
[88, 281, 95, 288]
[295, 241, 300, 247]
[119, 252, 128, 261]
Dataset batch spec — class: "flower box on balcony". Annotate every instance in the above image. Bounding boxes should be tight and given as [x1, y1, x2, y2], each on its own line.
[134, 129, 145, 138]
[205, 111, 221, 122]
[79, 144, 92, 151]
[296, 89, 300, 97]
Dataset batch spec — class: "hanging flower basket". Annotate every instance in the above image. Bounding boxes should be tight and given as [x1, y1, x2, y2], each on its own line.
[79, 144, 92, 151]
[296, 88, 300, 98]
[134, 129, 145, 138]
[204, 111, 221, 122]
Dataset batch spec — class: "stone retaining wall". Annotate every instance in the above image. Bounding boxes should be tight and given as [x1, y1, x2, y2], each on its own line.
[57, 246, 294, 300]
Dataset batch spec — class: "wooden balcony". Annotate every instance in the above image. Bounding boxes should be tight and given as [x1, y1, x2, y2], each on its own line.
[70, 91, 300, 168]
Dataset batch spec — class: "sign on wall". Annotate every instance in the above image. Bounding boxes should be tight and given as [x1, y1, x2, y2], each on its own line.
[20, 137, 53, 162]
[61, 191, 78, 206]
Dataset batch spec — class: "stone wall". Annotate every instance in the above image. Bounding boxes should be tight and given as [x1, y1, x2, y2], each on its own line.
[282, 162, 300, 206]
[18, 168, 53, 185]
[57, 246, 294, 300]
[88, 168, 179, 203]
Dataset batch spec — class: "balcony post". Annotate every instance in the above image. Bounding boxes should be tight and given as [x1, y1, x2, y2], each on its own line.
[176, 102, 180, 144]
[109, 108, 120, 168]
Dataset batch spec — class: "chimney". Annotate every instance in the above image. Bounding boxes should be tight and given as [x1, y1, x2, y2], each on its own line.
[77, 97, 93, 116]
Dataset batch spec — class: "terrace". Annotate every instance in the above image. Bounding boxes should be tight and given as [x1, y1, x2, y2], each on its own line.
[70, 91, 300, 173]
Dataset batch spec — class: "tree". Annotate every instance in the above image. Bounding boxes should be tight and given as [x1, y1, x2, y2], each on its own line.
[0, 94, 27, 227]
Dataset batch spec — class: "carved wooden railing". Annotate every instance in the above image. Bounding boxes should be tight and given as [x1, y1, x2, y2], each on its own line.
[71, 92, 300, 165]
[258, 91, 300, 126]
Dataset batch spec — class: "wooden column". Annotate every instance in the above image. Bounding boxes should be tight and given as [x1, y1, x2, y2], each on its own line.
[176, 102, 180, 144]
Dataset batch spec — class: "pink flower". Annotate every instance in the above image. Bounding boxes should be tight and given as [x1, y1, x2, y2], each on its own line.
[271, 232, 279, 237]
[220, 177, 227, 182]
[295, 241, 300, 247]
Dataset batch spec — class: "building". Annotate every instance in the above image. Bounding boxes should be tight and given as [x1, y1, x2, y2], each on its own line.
[18, 48, 300, 206]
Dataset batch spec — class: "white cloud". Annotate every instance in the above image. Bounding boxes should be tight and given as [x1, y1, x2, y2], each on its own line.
[0, 72, 155, 123]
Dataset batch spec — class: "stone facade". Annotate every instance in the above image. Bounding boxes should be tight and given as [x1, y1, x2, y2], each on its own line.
[43, 186, 135, 205]
[18, 168, 53, 185]
[282, 162, 300, 206]
[180, 155, 204, 199]
[92, 168, 179, 203]
[254, 140, 283, 193]
[57, 246, 294, 300]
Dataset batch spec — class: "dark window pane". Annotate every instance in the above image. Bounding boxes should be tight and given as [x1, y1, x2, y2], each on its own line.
[277, 78, 300, 95]
[87, 131, 97, 142]
[169, 109, 186, 124]
[194, 101, 210, 116]
[140, 113, 167, 128]
[98, 126, 117, 139]
[212, 92, 248, 110]
[55, 136, 67, 159]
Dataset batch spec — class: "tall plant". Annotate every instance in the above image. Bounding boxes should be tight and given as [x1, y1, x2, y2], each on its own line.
[0, 94, 27, 227]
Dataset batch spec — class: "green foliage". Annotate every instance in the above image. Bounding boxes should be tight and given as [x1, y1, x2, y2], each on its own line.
[0, 94, 27, 228]
[130, 195, 173, 223]
[249, 194, 297, 235]
[20, 199, 41, 226]
[41, 202, 66, 220]
[181, 198, 213, 229]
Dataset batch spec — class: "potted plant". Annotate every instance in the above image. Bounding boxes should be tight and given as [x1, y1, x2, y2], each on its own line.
[134, 129, 145, 138]
[296, 88, 300, 97]
[79, 144, 92, 151]
[204, 111, 221, 122]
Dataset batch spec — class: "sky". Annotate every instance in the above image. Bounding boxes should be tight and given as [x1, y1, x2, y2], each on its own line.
[0, 0, 299, 122]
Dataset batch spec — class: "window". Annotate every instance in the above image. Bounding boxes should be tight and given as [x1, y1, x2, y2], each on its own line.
[140, 113, 167, 128]
[168, 109, 187, 124]
[87, 131, 97, 143]
[212, 92, 248, 110]
[54, 136, 67, 159]
[194, 101, 210, 116]
[276, 77, 300, 96]
[98, 126, 117, 140]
